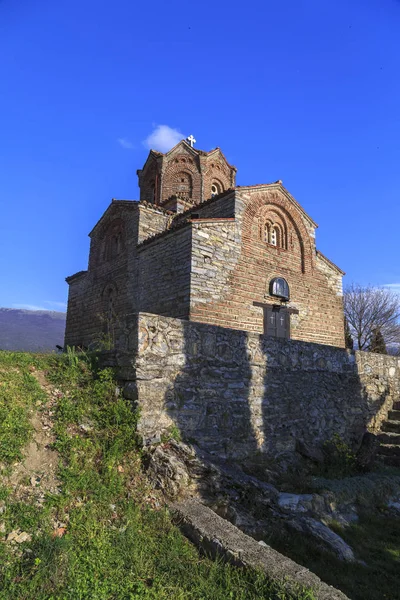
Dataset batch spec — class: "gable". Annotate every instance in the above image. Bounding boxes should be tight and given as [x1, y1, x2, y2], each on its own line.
[237, 186, 315, 274]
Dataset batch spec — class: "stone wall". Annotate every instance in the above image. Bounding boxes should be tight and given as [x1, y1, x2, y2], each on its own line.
[120, 313, 400, 462]
[64, 202, 139, 348]
[137, 226, 192, 319]
[65, 201, 171, 349]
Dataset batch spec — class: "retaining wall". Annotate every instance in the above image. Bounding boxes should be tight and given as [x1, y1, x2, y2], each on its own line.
[113, 313, 400, 461]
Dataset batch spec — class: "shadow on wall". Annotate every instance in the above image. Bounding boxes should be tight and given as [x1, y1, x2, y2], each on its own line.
[139, 315, 399, 465]
[162, 320, 259, 459]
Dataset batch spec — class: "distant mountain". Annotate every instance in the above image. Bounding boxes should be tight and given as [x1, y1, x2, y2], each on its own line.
[0, 308, 66, 352]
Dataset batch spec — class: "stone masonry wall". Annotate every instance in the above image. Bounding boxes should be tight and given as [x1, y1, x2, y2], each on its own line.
[65, 203, 139, 348]
[120, 313, 400, 462]
[65, 202, 172, 349]
[137, 226, 192, 319]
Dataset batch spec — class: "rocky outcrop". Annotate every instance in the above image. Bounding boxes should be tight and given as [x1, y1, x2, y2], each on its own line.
[145, 440, 358, 563]
[171, 498, 350, 600]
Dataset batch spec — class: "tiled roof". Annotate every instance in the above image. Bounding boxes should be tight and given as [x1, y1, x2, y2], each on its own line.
[66, 270, 88, 284]
[138, 200, 174, 215]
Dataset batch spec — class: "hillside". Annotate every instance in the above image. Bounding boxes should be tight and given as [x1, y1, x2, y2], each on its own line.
[0, 309, 66, 352]
[0, 350, 310, 600]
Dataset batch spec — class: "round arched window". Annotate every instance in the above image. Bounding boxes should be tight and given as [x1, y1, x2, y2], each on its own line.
[211, 181, 223, 197]
[269, 277, 290, 301]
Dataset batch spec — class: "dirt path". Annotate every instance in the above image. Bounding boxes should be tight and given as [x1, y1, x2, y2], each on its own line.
[5, 369, 60, 503]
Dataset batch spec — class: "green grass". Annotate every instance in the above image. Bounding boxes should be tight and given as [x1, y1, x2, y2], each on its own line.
[0, 350, 314, 600]
[268, 511, 400, 600]
[0, 351, 49, 465]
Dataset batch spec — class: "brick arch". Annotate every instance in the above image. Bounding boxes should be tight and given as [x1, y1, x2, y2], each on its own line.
[162, 156, 201, 202]
[203, 163, 232, 199]
[244, 191, 314, 273]
[256, 206, 288, 249]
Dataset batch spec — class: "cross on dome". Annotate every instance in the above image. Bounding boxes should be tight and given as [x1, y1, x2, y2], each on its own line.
[186, 134, 196, 148]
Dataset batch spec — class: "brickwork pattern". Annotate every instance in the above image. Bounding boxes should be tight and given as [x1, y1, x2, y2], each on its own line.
[138, 141, 236, 206]
[189, 187, 344, 347]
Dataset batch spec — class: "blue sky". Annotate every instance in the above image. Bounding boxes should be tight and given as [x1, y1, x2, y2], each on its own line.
[1, 0, 400, 312]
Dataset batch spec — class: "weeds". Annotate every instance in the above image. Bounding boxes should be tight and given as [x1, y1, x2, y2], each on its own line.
[0, 351, 313, 600]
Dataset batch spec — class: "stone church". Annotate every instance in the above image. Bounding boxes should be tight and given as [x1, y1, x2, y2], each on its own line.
[64, 138, 345, 349]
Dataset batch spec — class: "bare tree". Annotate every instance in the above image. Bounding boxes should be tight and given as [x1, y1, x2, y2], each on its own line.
[343, 284, 400, 351]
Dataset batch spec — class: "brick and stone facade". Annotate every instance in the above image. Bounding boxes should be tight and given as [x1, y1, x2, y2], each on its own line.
[65, 139, 345, 349]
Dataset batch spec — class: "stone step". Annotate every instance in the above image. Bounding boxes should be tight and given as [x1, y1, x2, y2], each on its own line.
[377, 454, 400, 468]
[388, 410, 400, 421]
[377, 431, 400, 445]
[379, 444, 400, 457]
[381, 420, 400, 434]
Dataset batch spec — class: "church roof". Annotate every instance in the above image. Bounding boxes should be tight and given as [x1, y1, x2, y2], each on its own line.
[88, 199, 138, 237]
[138, 139, 237, 175]
[88, 199, 173, 238]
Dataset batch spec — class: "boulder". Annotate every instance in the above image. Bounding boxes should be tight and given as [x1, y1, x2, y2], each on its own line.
[286, 516, 356, 562]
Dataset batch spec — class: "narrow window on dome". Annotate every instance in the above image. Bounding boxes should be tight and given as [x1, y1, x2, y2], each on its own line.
[270, 227, 277, 246]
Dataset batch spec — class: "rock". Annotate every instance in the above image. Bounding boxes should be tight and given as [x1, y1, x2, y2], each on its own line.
[143, 433, 162, 446]
[6, 530, 19, 542]
[15, 532, 32, 544]
[278, 493, 314, 513]
[296, 440, 324, 464]
[387, 500, 400, 515]
[356, 432, 379, 471]
[79, 423, 93, 433]
[286, 516, 356, 562]
[146, 444, 191, 498]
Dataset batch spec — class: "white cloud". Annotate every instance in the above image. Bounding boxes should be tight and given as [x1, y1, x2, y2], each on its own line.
[117, 138, 134, 150]
[143, 125, 184, 153]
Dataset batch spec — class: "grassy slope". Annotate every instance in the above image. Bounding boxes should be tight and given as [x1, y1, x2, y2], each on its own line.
[0, 350, 313, 600]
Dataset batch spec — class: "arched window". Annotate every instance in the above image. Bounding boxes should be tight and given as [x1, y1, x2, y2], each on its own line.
[269, 277, 290, 301]
[103, 219, 125, 261]
[211, 180, 224, 198]
[105, 286, 115, 320]
[260, 221, 285, 248]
